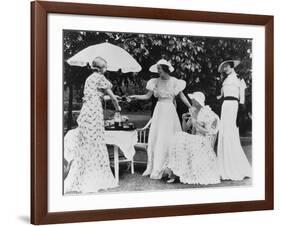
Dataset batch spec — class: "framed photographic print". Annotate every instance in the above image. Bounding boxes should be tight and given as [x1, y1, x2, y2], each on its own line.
[31, 0, 274, 224]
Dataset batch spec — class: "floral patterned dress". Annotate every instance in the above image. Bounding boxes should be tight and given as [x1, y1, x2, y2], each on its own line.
[64, 72, 118, 194]
[168, 106, 220, 185]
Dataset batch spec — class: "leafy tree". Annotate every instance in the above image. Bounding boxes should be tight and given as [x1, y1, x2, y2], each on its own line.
[63, 30, 252, 133]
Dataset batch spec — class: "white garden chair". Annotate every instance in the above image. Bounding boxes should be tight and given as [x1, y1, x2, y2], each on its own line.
[133, 119, 152, 165]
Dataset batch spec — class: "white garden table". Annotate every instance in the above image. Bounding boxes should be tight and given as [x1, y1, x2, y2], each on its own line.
[105, 130, 138, 184]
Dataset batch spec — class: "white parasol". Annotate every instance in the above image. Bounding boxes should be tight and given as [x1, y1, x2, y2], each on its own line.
[66, 42, 142, 73]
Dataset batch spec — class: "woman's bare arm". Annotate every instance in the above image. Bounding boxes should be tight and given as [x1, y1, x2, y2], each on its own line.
[104, 88, 121, 111]
[178, 91, 191, 108]
[217, 87, 224, 100]
[193, 121, 209, 134]
[129, 91, 153, 101]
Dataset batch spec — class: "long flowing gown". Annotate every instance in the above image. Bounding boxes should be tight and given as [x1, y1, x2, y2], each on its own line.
[143, 77, 186, 179]
[217, 72, 251, 180]
[64, 72, 118, 194]
[168, 106, 220, 185]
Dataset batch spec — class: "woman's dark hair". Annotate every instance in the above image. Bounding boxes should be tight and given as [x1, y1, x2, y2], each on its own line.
[228, 62, 235, 68]
[91, 67, 101, 73]
[159, 64, 170, 73]
[91, 67, 100, 72]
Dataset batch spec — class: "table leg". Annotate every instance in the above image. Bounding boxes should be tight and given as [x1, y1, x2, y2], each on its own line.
[131, 159, 134, 174]
[113, 145, 119, 184]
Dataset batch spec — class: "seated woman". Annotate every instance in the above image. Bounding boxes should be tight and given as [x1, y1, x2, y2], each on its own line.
[167, 92, 221, 185]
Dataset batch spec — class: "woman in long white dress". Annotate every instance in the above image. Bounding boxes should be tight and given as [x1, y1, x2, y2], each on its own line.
[167, 92, 220, 185]
[64, 57, 121, 194]
[217, 60, 251, 180]
[129, 59, 191, 179]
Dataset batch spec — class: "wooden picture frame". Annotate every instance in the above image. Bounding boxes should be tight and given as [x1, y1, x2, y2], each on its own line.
[31, 1, 274, 224]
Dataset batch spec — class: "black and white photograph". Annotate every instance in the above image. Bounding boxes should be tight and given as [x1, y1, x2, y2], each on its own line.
[62, 30, 252, 195]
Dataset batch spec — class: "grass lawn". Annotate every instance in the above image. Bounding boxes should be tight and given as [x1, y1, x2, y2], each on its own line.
[105, 141, 252, 193]
[103, 171, 252, 193]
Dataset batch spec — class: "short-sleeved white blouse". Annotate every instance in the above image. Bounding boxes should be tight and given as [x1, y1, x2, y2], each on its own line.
[222, 72, 247, 104]
[146, 77, 186, 99]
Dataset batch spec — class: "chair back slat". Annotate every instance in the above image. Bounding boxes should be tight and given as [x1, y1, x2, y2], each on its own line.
[136, 119, 151, 144]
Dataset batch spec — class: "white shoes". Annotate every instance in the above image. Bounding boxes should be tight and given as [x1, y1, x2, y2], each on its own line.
[166, 178, 176, 183]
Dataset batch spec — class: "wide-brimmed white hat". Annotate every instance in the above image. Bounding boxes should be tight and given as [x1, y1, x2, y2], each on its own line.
[218, 60, 240, 73]
[149, 59, 174, 73]
[188, 91, 205, 107]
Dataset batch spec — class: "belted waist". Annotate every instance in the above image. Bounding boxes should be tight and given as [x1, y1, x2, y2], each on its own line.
[157, 98, 174, 103]
[223, 96, 239, 102]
